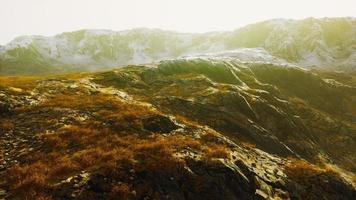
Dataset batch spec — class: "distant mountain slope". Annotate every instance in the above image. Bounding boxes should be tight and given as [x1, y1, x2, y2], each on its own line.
[225, 18, 356, 69]
[0, 29, 223, 75]
[0, 17, 355, 75]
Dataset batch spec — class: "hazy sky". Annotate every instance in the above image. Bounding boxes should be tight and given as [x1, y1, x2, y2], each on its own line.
[0, 0, 355, 44]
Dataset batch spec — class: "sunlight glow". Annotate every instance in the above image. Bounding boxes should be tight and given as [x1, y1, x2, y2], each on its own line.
[0, 0, 355, 44]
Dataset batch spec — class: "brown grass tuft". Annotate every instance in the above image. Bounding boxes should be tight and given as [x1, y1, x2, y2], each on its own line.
[108, 183, 131, 200]
[49, 158, 80, 179]
[0, 76, 41, 91]
[204, 144, 230, 159]
[0, 120, 14, 131]
[6, 163, 51, 200]
[285, 157, 323, 180]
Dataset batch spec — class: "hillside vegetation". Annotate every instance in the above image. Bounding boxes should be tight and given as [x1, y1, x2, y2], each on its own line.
[1, 59, 356, 199]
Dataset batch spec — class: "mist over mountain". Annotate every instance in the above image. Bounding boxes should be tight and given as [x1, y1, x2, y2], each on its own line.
[0, 17, 355, 75]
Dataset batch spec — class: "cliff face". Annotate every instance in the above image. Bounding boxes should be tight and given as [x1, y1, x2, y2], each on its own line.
[1, 59, 355, 199]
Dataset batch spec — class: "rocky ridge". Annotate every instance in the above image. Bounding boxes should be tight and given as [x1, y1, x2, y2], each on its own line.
[0, 58, 356, 199]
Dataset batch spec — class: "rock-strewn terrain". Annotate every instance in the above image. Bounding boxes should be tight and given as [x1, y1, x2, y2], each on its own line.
[0, 59, 356, 199]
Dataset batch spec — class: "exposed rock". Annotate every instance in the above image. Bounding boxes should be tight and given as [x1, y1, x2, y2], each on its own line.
[142, 115, 180, 133]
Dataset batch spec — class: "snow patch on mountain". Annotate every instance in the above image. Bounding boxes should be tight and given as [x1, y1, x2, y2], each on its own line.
[184, 48, 290, 65]
[0, 17, 355, 75]
[5, 36, 35, 50]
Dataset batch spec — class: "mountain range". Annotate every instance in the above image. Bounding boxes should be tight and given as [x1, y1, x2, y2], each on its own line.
[0, 17, 355, 75]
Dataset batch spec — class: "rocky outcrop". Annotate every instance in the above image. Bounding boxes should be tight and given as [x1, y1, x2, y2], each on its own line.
[141, 115, 180, 133]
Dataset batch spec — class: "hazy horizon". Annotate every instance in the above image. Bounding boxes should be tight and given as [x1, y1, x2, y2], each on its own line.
[1, 0, 355, 45]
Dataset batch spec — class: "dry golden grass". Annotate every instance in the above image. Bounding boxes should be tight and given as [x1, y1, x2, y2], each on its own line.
[285, 157, 355, 199]
[49, 158, 80, 180]
[133, 135, 202, 175]
[285, 157, 322, 177]
[0, 76, 41, 91]
[37, 93, 155, 127]
[38, 93, 115, 109]
[55, 72, 92, 80]
[42, 125, 103, 150]
[0, 72, 90, 91]
[0, 120, 14, 131]
[6, 123, 207, 199]
[204, 144, 230, 159]
[4, 83, 234, 199]
[285, 157, 342, 184]
[241, 142, 256, 149]
[5, 106, 233, 197]
[108, 183, 131, 200]
[6, 162, 51, 200]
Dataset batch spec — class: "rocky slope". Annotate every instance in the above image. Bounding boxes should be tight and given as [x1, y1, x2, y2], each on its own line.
[0, 59, 355, 199]
[1, 17, 355, 75]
